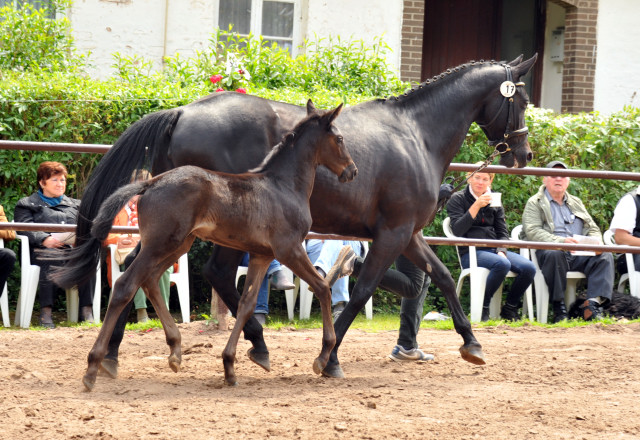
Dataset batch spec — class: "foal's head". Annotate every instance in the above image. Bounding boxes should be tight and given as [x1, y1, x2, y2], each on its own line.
[304, 99, 357, 183]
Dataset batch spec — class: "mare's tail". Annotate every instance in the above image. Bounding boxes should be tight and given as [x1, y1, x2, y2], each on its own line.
[76, 108, 182, 245]
[50, 178, 154, 289]
[56, 108, 181, 287]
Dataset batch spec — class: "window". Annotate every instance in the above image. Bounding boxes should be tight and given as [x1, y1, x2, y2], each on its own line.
[0, 0, 55, 18]
[218, 0, 300, 55]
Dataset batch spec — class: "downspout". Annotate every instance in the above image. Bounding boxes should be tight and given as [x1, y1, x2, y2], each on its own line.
[162, 0, 169, 70]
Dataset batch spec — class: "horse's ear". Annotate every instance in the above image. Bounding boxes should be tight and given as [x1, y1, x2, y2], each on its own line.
[507, 54, 524, 66]
[513, 53, 538, 79]
[325, 103, 343, 126]
[307, 99, 317, 115]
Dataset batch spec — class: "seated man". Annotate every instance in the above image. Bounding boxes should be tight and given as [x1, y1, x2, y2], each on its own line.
[609, 184, 640, 276]
[306, 239, 366, 320]
[1, 204, 17, 297]
[522, 160, 614, 322]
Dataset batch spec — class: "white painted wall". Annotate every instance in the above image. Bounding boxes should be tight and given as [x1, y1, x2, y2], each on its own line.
[594, 0, 640, 114]
[68, 0, 403, 79]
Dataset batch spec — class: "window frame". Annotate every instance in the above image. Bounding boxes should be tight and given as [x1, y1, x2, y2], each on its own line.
[216, 0, 302, 56]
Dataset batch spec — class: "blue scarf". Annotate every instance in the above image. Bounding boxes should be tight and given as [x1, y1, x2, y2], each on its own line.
[38, 190, 64, 207]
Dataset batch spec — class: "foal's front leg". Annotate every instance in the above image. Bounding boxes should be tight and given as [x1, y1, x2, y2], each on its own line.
[281, 247, 336, 375]
[222, 256, 270, 386]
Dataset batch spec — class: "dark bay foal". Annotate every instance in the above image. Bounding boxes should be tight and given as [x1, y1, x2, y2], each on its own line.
[60, 101, 357, 389]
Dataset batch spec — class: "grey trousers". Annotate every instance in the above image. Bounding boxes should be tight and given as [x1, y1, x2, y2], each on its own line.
[535, 249, 614, 304]
[353, 254, 430, 350]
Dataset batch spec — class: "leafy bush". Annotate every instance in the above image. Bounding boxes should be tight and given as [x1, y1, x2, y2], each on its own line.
[0, 0, 85, 73]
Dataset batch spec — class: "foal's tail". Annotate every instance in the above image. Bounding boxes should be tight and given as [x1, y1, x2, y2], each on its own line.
[50, 181, 151, 288]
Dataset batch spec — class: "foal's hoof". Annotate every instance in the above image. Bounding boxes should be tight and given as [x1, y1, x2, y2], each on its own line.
[312, 357, 326, 375]
[98, 358, 119, 379]
[82, 374, 96, 392]
[321, 362, 345, 379]
[168, 354, 181, 373]
[459, 343, 486, 365]
[247, 348, 271, 372]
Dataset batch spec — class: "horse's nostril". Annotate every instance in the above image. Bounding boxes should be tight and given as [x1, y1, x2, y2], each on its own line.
[526, 152, 533, 162]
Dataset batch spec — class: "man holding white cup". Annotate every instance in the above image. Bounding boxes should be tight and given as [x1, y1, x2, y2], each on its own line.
[446, 163, 536, 321]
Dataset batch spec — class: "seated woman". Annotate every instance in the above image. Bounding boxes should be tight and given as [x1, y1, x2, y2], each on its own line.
[0, 204, 17, 297]
[446, 165, 535, 321]
[14, 161, 96, 328]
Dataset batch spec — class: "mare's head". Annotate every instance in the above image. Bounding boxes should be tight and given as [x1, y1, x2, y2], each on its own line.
[477, 54, 538, 168]
[303, 100, 357, 182]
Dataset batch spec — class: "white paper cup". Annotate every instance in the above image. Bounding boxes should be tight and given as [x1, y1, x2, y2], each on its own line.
[490, 192, 502, 207]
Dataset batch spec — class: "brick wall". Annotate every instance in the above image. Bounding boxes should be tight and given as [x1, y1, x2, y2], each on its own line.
[551, 0, 599, 113]
[400, 0, 424, 83]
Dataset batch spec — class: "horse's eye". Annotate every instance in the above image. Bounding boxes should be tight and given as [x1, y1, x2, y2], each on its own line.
[337, 136, 343, 143]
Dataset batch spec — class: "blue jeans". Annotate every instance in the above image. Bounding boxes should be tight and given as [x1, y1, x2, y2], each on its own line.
[460, 250, 535, 307]
[306, 239, 364, 305]
[240, 254, 282, 314]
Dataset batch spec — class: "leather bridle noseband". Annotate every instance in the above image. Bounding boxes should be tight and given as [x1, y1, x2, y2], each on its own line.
[478, 64, 529, 156]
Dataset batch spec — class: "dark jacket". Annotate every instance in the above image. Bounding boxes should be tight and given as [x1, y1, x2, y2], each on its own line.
[14, 193, 80, 248]
[446, 185, 509, 256]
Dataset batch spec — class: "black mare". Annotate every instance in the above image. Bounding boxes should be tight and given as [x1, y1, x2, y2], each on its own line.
[54, 102, 357, 389]
[65, 55, 537, 379]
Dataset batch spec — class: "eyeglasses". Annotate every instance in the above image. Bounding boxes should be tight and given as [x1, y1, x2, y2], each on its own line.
[48, 178, 67, 184]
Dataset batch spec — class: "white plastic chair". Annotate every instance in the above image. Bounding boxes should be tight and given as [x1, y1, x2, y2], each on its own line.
[108, 244, 191, 322]
[442, 217, 533, 322]
[296, 242, 373, 320]
[14, 233, 101, 328]
[235, 265, 297, 321]
[525, 233, 586, 323]
[604, 230, 639, 297]
[0, 238, 12, 327]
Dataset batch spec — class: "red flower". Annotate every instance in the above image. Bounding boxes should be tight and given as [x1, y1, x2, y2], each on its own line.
[236, 88, 247, 94]
[209, 74, 223, 84]
[216, 87, 224, 92]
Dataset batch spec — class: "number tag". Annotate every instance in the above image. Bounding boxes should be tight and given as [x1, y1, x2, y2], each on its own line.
[500, 81, 517, 97]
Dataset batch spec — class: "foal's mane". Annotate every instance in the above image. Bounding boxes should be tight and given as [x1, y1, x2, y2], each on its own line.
[249, 111, 323, 173]
[382, 59, 506, 103]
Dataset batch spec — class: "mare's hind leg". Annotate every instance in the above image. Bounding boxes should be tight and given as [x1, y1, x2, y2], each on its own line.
[203, 246, 270, 370]
[222, 256, 270, 386]
[402, 233, 484, 364]
[281, 245, 336, 375]
[322, 228, 413, 378]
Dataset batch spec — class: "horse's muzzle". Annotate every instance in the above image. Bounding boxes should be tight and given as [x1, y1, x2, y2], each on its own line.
[339, 162, 358, 183]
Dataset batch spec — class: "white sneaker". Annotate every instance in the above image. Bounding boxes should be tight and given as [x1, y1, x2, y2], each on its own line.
[388, 345, 434, 362]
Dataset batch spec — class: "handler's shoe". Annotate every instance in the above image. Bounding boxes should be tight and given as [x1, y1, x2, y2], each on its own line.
[388, 345, 434, 362]
[270, 270, 295, 290]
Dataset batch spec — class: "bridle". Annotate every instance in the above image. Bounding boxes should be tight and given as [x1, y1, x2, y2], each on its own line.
[435, 64, 529, 212]
[478, 64, 529, 157]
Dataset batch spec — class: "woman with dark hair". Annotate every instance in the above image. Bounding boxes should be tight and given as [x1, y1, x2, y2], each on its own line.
[14, 161, 96, 328]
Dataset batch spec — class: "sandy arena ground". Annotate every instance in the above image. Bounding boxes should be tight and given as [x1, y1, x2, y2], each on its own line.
[1, 320, 639, 439]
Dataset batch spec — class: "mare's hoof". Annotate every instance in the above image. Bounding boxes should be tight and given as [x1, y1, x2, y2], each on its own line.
[459, 343, 486, 365]
[247, 348, 271, 372]
[321, 362, 345, 379]
[82, 375, 96, 392]
[98, 358, 119, 379]
[168, 354, 181, 373]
